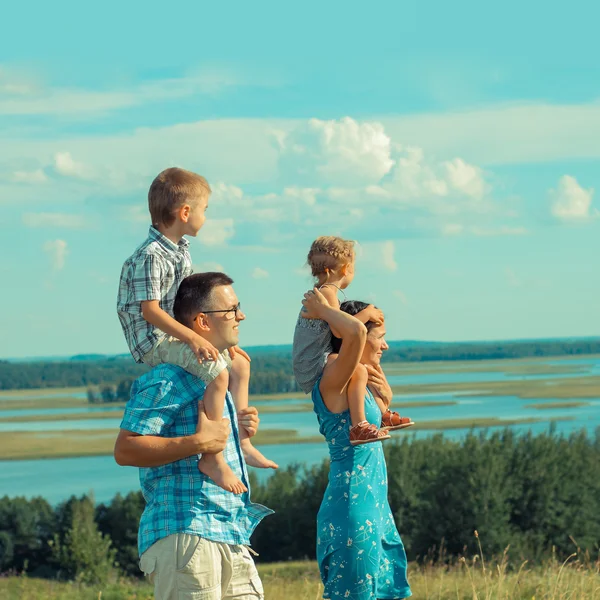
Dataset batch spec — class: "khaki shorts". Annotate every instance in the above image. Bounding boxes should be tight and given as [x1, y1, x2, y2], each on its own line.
[139, 534, 264, 600]
[143, 337, 232, 385]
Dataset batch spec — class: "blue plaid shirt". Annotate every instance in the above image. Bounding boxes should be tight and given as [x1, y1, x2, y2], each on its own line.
[120, 364, 274, 556]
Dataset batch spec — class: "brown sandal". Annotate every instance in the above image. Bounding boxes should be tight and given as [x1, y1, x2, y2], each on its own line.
[381, 409, 414, 431]
[349, 421, 390, 445]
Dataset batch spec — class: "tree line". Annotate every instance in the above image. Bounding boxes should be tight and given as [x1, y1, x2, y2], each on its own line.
[2, 339, 599, 392]
[1, 428, 598, 583]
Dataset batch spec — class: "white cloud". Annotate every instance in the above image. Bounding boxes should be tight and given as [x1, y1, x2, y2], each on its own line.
[442, 224, 527, 237]
[392, 290, 408, 305]
[0, 67, 281, 117]
[442, 158, 486, 200]
[54, 152, 90, 179]
[278, 117, 394, 186]
[252, 267, 269, 279]
[550, 175, 595, 221]
[441, 223, 464, 236]
[505, 267, 521, 288]
[192, 261, 225, 272]
[43, 239, 68, 270]
[381, 241, 397, 271]
[10, 169, 47, 184]
[23, 212, 87, 229]
[198, 218, 235, 246]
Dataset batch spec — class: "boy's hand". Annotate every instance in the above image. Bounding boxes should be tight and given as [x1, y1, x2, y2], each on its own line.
[301, 287, 329, 319]
[187, 332, 220, 363]
[237, 406, 260, 438]
[228, 346, 251, 362]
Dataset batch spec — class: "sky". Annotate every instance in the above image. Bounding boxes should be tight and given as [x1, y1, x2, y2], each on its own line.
[1, 0, 599, 359]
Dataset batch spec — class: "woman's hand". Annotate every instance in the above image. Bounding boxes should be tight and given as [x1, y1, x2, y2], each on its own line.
[301, 287, 330, 319]
[366, 364, 393, 407]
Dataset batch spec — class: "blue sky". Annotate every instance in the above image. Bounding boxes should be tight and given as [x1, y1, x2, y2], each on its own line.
[1, 0, 598, 359]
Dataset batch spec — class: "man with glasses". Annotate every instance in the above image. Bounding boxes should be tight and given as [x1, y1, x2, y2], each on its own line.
[114, 272, 274, 600]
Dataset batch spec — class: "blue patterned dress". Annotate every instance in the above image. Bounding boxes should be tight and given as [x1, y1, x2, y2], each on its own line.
[312, 380, 412, 600]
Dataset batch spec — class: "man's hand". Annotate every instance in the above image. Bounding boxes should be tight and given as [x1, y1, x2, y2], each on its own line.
[228, 345, 251, 362]
[195, 401, 230, 453]
[237, 406, 260, 438]
[187, 331, 220, 363]
[366, 364, 393, 407]
[301, 287, 330, 319]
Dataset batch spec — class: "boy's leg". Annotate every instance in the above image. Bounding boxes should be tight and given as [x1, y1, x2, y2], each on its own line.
[229, 354, 278, 470]
[151, 338, 247, 494]
[198, 370, 247, 494]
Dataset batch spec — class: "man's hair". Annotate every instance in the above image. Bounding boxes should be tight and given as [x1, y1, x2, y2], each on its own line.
[148, 167, 211, 228]
[330, 300, 379, 353]
[173, 272, 234, 328]
[307, 236, 355, 278]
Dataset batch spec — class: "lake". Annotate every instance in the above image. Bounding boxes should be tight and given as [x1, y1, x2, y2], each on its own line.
[0, 355, 598, 504]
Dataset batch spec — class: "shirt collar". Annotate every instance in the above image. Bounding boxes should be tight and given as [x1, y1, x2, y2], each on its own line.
[148, 226, 189, 253]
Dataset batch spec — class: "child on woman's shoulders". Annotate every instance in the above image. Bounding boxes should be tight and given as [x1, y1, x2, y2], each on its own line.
[292, 236, 414, 445]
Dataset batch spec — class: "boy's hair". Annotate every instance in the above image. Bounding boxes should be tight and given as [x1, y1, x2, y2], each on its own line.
[173, 272, 234, 328]
[307, 236, 355, 278]
[148, 167, 211, 228]
[330, 300, 379, 353]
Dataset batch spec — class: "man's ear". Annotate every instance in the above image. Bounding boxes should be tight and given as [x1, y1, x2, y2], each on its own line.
[193, 313, 210, 331]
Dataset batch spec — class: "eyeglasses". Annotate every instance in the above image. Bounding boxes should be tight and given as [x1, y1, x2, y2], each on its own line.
[201, 302, 243, 320]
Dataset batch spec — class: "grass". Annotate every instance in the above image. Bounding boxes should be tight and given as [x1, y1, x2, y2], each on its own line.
[2, 553, 600, 599]
[523, 401, 591, 410]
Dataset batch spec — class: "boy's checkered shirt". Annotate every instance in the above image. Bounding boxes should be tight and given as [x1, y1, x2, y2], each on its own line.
[120, 364, 274, 556]
[117, 226, 192, 363]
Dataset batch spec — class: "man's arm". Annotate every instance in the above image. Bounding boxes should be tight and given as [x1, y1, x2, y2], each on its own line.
[114, 402, 230, 467]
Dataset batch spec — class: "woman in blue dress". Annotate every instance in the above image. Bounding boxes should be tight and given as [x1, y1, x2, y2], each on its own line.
[302, 289, 412, 600]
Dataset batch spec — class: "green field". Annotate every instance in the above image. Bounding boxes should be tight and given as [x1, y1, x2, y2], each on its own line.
[523, 401, 591, 410]
[2, 556, 599, 599]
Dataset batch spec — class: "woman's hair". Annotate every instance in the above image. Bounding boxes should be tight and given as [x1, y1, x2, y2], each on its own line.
[330, 300, 379, 353]
[307, 236, 355, 278]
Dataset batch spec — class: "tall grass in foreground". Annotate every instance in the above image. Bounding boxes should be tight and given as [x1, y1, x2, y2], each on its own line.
[1, 551, 599, 600]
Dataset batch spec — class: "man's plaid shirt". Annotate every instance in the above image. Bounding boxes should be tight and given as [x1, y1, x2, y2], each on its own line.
[120, 364, 274, 556]
[117, 226, 192, 363]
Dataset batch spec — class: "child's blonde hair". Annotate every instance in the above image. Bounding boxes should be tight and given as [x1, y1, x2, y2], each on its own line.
[307, 236, 355, 278]
[148, 167, 211, 227]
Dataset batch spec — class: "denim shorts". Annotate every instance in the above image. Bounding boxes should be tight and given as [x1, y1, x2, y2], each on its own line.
[292, 315, 332, 394]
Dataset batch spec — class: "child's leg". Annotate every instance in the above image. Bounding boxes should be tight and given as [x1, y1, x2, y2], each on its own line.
[197, 370, 247, 494]
[347, 364, 369, 427]
[348, 364, 390, 445]
[229, 354, 278, 470]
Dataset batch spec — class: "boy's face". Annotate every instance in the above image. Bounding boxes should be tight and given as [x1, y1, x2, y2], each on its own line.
[183, 194, 209, 236]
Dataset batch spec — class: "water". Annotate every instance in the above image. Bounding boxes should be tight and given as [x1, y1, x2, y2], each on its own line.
[1, 356, 598, 504]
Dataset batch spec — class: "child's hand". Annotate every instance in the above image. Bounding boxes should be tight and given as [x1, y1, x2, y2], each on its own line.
[361, 305, 385, 326]
[228, 346, 251, 362]
[187, 332, 220, 363]
[301, 287, 329, 319]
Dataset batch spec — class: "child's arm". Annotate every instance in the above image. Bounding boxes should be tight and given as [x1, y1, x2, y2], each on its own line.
[354, 305, 384, 327]
[315, 285, 343, 338]
[141, 300, 219, 362]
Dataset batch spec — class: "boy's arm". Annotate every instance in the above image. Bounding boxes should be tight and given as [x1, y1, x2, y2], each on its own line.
[141, 300, 219, 362]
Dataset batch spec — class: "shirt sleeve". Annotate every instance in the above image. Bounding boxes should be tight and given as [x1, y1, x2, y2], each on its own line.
[128, 252, 164, 303]
[120, 376, 184, 436]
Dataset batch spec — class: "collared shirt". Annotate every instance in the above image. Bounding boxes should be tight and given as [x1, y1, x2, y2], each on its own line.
[120, 364, 274, 556]
[117, 226, 192, 363]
